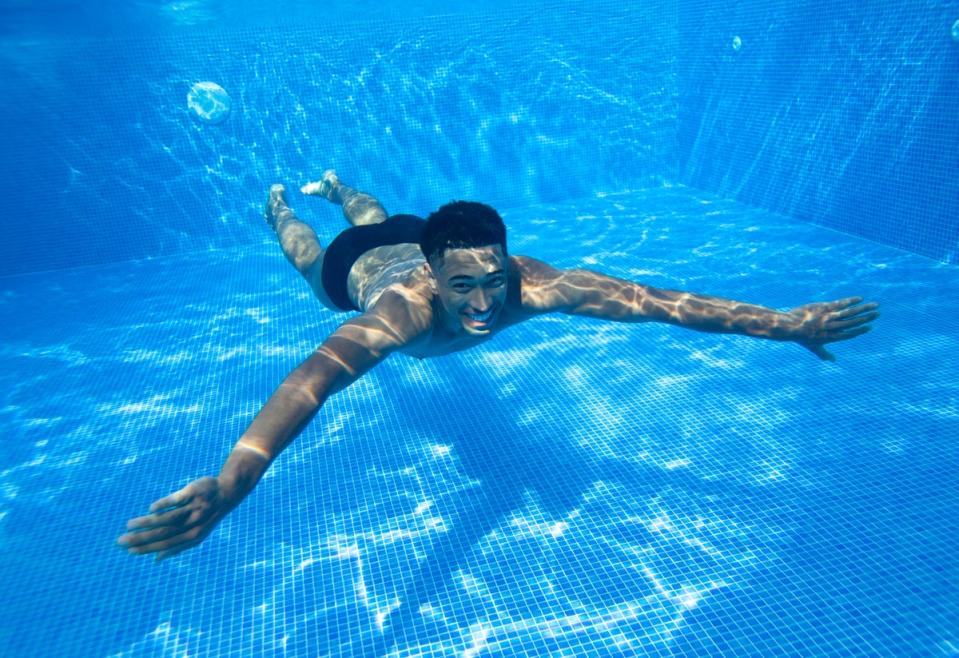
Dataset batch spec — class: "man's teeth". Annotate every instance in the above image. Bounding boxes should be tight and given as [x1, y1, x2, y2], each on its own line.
[467, 309, 493, 322]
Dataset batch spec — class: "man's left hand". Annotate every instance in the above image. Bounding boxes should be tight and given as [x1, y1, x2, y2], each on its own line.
[788, 296, 880, 361]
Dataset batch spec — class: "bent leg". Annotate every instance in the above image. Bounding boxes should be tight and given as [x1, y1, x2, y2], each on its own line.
[301, 170, 388, 227]
[266, 184, 322, 276]
[265, 185, 337, 309]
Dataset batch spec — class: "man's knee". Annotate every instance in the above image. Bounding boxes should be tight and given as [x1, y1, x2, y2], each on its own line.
[344, 194, 388, 226]
[279, 224, 322, 273]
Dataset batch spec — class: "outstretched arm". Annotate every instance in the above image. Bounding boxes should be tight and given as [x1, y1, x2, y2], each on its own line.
[118, 293, 428, 560]
[514, 256, 878, 360]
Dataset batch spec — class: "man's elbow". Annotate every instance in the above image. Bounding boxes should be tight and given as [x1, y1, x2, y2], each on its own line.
[278, 376, 325, 408]
[291, 352, 353, 405]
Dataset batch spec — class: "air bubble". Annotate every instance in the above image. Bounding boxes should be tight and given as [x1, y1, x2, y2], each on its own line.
[952, 19, 959, 42]
[732, 36, 743, 52]
[187, 81, 231, 125]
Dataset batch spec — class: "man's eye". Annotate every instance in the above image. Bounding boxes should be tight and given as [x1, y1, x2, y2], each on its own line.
[486, 278, 505, 288]
[452, 285, 471, 293]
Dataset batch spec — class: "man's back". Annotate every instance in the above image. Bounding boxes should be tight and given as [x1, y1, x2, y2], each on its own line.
[348, 243, 428, 313]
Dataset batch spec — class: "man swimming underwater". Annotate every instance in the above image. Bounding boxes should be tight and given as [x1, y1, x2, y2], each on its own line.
[118, 170, 879, 560]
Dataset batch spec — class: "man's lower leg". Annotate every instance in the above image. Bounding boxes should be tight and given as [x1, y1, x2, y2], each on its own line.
[266, 185, 322, 278]
[302, 170, 388, 227]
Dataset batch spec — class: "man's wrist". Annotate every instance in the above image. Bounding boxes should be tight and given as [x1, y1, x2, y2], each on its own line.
[782, 309, 809, 342]
[218, 446, 270, 503]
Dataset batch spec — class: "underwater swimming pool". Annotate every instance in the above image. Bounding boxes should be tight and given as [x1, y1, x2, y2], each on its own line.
[1, 1, 957, 656]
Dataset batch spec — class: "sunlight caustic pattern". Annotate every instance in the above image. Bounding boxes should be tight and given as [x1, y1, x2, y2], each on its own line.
[2, 188, 956, 656]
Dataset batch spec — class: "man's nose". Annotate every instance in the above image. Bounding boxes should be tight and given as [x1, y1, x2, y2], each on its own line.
[469, 288, 492, 311]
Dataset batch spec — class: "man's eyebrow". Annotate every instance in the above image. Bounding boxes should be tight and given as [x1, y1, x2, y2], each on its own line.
[448, 270, 505, 282]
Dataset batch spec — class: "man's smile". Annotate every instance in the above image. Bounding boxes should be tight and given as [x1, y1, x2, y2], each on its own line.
[465, 307, 495, 324]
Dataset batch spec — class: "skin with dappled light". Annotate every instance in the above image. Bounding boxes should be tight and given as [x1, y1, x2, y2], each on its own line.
[118, 170, 879, 561]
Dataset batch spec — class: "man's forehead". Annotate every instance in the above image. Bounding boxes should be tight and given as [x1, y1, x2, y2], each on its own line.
[437, 245, 505, 268]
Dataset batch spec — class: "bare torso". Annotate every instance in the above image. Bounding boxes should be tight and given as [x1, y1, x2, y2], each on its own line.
[346, 243, 528, 360]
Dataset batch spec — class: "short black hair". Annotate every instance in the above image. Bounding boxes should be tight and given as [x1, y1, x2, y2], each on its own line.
[419, 201, 508, 264]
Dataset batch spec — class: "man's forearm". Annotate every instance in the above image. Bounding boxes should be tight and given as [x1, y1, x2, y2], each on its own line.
[213, 313, 406, 501]
[218, 374, 331, 500]
[568, 270, 800, 340]
[642, 287, 799, 339]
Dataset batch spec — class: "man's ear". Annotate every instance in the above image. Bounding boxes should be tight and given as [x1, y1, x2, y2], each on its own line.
[423, 261, 438, 293]
[424, 255, 445, 278]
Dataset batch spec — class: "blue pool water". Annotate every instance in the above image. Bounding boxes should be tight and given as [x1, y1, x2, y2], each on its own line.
[1, 1, 958, 657]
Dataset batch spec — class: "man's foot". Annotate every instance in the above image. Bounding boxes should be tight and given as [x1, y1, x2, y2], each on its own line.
[264, 184, 288, 229]
[300, 170, 341, 203]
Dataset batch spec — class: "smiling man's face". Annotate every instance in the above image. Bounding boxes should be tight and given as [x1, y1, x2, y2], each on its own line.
[428, 245, 508, 335]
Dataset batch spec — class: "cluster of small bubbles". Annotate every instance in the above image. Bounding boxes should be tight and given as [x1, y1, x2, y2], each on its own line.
[732, 36, 743, 52]
[952, 19, 959, 43]
[187, 81, 231, 125]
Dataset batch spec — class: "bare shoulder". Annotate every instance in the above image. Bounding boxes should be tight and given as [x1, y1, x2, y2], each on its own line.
[305, 288, 433, 390]
[510, 255, 563, 279]
[507, 255, 569, 314]
[363, 284, 435, 348]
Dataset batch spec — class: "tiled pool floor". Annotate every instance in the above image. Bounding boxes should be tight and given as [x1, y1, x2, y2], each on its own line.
[1, 185, 956, 657]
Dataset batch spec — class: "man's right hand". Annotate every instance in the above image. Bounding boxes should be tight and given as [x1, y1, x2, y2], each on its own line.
[118, 476, 236, 561]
